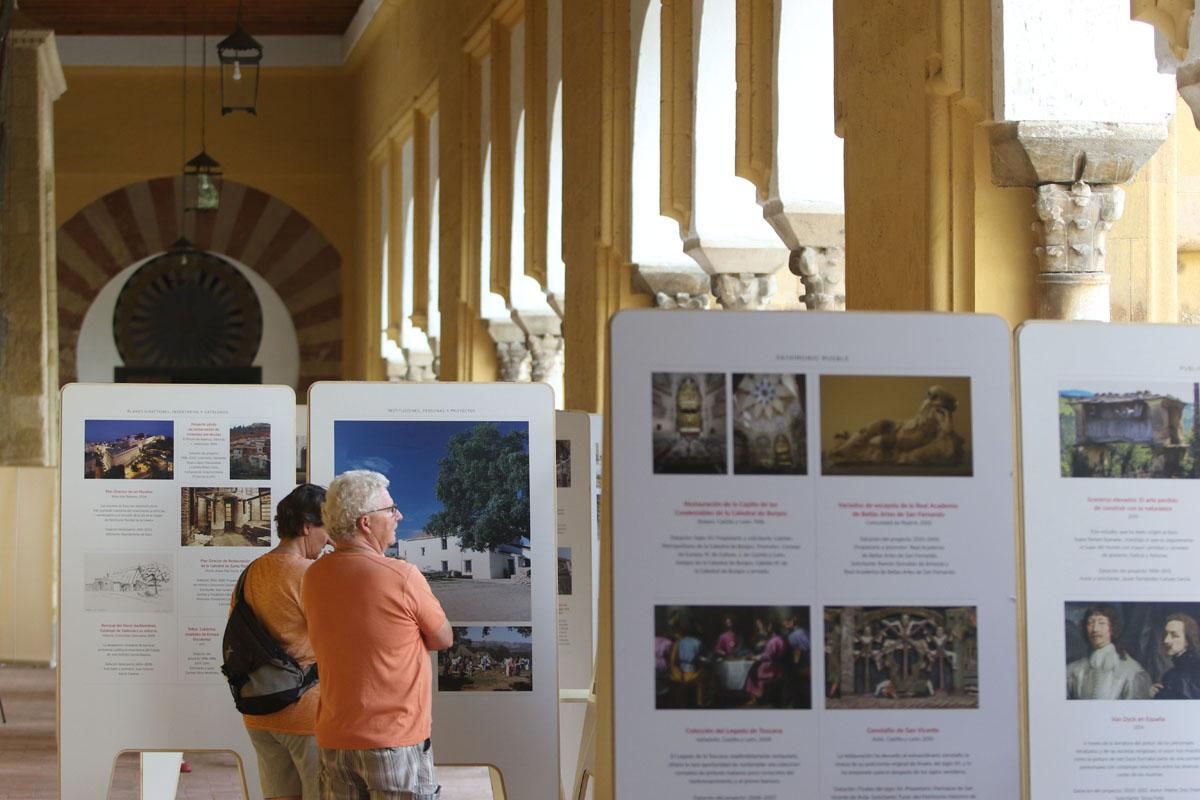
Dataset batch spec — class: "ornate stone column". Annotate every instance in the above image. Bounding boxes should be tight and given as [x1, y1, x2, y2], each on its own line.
[527, 332, 563, 382]
[710, 273, 776, 311]
[990, 120, 1168, 321]
[488, 320, 531, 382]
[789, 246, 846, 311]
[1032, 181, 1124, 320]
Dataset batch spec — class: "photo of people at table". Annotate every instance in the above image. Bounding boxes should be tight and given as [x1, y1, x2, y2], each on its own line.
[653, 605, 811, 710]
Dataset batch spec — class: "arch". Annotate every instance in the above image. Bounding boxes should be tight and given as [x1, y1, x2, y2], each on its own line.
[56, 177, 342, 394]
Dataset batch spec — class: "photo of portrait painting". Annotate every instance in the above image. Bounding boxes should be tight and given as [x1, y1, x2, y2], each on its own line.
[824, 605, 978, 709]
[1058, 382, 1200, 479]
[731, 374, 807, 475]
[652, 373, 728, 474]
[820, 375, 973, 477]
[653, 605, 811, 710]
[1065, 601, 1200, 700]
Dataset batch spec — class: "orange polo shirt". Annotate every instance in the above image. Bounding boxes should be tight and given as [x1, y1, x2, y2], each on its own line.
[302, 539, 448, 749]
[234, 552, 320, 734]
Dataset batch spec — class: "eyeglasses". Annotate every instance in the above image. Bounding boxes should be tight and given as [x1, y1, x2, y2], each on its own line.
[362, 504, 401, 517]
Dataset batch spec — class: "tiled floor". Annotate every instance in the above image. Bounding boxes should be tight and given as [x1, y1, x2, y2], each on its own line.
[0, 666, 498, 799]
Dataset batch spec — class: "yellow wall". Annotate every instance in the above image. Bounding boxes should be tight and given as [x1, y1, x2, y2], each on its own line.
[0, 467, 57, 663]
[54, 65, 360, 373]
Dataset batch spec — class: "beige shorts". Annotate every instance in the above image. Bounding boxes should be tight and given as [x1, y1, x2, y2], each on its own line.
[319, 741, 439, 800]
[246, 728, 321, 800]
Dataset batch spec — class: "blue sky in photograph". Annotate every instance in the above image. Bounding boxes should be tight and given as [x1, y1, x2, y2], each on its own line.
[455, 626, 532, 646]
[85, 419, 173, 444]
[334, 420, 528, 538]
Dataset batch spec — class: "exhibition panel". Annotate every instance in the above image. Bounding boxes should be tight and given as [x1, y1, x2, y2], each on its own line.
[610, 310, 1020, 799]
[59, 383, 297, 800]
[1020, 322, 1200, 798]
[308, 381, 560, 800]
[555, 410, 601, 794]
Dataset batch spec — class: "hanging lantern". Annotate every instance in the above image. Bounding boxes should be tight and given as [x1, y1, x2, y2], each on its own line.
[183, 150, 222, 212]
[216, 23, 263, 115]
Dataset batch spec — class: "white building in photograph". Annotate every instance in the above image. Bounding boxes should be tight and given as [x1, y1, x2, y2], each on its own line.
[397, 533, 531, 580]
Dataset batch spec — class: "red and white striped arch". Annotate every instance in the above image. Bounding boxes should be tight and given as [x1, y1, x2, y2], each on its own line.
[57, 177, 342, 394]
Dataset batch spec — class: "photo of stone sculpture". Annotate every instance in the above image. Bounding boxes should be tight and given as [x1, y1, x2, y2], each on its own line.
[653, 605, 811, 710]
[1065, 601, 1200, 700]
[229, 422, 271, 480]
[180, 487, 272, 546]
[335, 420, 532, 623]
[824, 605, 978, 709]
[1058, 382, 1200, 479]
[732, 373, 806, 475]
[556, 439, 571, 487]
[84, 419, 174, 479]
[439, 626, 533, 692]
[820, 376, 972, 477]
[652, 372, 728, 474]
[83, 553, 173, 613]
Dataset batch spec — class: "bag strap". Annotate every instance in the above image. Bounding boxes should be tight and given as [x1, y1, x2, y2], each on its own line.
[234, 563, 252, 607]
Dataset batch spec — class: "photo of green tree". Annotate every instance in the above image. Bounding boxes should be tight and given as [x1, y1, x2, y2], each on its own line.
[334, 420, 532, 623]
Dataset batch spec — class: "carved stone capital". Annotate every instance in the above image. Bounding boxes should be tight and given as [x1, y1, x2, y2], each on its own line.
[488, 319, 531, 382]
[654, 291, 712, 310]
[402, 349, 436, 382]
[711, 273, 777, 310]
[1033, 181, 1124, 275]
[495, 340, 530, 382]
[633, 262, 714, 310]
[527, 333, 564, 383]
[1031, 181, 1124, 321]
[989, 121, 1168, 187]
[789, 246, 846, 311]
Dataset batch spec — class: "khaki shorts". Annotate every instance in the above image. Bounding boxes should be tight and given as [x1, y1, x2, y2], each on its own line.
[246, 728, 321, 800]
[319, 741, 439, 800]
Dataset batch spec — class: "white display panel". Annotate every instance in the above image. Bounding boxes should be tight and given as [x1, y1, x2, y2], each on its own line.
[611, 310, 1020, 799]
[556, 410, 601, 794]
[308, 382, 559, 800]
[1021, 322, 1200, 798]
[59, 383, 296, 800]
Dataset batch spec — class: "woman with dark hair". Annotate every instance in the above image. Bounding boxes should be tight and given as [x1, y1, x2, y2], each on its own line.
[235, 483, 329, 800]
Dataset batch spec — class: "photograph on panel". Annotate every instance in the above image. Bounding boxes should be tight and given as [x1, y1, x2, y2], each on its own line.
[84, 419, 174, 479]
[296, 429, 308, 484]
[229, 422, 271, 480]
[556, 439, 572, 487]
[819, 376, 972, 477]
[1066, 602, 1200, 700]
[651, 372, 728, 474]
[180, 487, 272, 547]
[438, 626, 533, 692]
[653, 605, 812, 710]
[335, 420, 532, 622]
[731, 373, 807, 475]
[824, 605, 978, 709]
[83, 552, 173, 613]
[558, 547, 572, 595]
[1058, 382, 1200, 479]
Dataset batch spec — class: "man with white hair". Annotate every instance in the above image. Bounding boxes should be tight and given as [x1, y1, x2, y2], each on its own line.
[303, 469, 452, 799]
